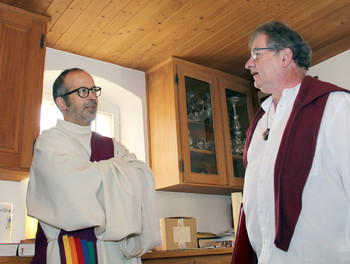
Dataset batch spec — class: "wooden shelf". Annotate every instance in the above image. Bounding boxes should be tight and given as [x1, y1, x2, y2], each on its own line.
[0, 168, 29, 182]
[0, 257, 31, 264]
[143, 247, 233, 259]
[190, 148, 215, 154]
[142, 248, 233, 263]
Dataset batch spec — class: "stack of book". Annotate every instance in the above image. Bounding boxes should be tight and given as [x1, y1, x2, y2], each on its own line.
[17, 239, 35, 257]
[0, 239, 35, 257]
[197, 230, 235, 249]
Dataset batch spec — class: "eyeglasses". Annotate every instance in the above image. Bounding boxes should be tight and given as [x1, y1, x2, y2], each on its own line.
[59, 86, 102, 98]
[250, 47, 276, 61]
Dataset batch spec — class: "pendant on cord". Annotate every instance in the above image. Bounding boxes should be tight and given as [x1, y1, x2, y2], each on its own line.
[263, 128, 270, 141]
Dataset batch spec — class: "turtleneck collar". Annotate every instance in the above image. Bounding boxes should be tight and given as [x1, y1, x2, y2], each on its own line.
[56, 119, 92, 136]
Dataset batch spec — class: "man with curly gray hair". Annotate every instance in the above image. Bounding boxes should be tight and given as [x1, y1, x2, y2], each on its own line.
[232, 21, 350, 264]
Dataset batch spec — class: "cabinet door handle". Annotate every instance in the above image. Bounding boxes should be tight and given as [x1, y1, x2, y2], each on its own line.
[33, 139, 37, 155]
[180, 159, 184, 172]
[40, 34, 45, 48]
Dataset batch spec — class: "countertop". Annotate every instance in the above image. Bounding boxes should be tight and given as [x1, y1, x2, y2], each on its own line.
[0, 247, 233, 263]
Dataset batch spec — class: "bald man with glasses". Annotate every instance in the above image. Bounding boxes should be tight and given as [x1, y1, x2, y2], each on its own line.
[27, 68, 160, 264]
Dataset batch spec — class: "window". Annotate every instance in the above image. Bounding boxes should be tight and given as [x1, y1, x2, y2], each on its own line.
[40, 100, 114, 137]
[40, 101, 62, 131]
[92, 112, 113, 137]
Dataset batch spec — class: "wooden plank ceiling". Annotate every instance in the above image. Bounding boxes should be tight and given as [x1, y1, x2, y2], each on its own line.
[2, 0, 350, 80]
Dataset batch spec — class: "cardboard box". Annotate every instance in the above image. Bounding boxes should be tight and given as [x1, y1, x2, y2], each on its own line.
[159, 217, 198, 250]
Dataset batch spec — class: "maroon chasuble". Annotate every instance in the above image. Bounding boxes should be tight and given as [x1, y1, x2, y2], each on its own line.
[231, 76, 349, 263]
[31, 132, 114, 264]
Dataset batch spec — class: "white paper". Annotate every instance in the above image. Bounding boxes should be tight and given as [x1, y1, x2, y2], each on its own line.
[0, 203, 13, 243]
[173, 226, 191, 243]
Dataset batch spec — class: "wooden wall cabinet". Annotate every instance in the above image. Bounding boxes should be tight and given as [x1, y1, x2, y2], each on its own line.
[146, 57, 257, 194]
[0, 3, 49, 181]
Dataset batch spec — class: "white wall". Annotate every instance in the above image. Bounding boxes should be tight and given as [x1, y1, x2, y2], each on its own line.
[308, 49, 350, 90]
[156, 191, 232, 233]
[0, 179, 27, 242]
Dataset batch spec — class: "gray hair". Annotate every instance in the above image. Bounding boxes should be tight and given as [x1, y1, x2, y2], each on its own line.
[250, 21, 312, 70]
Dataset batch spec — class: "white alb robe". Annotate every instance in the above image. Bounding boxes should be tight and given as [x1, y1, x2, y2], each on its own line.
[27, 119, 161, 264]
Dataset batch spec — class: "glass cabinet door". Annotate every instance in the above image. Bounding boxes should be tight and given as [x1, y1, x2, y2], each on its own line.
[186, 76, 217, 174]
[219, 78, 255, 187]
[177, 64, 227, 186]
[226, 89, 249, 178]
